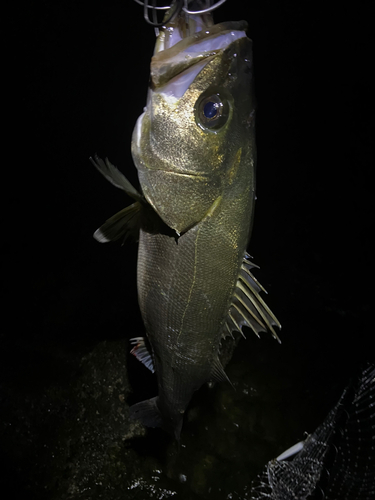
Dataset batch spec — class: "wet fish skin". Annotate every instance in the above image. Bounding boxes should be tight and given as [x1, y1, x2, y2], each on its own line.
[131, 29, 256, 437]
[132, 26, 254, 236]
[91, 20, 280, 439]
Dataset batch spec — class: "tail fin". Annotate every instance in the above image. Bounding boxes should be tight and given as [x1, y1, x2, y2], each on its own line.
[129, 397, 163, 428]
[129, 397, 183, 440]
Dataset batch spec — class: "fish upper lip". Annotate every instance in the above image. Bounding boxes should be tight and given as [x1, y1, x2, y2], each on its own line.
[154, 20, 248, 57]
[151, 21, 248, 88]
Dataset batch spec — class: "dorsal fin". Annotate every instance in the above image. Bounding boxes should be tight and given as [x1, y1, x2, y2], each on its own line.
[223, 253, 281, 343]
[211, 357, 232, 387]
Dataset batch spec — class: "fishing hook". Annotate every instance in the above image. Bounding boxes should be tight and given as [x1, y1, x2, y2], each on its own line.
[134, 0, 227, 27]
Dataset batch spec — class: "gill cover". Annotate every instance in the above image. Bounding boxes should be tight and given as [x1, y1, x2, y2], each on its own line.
[131, 23, 254, 234]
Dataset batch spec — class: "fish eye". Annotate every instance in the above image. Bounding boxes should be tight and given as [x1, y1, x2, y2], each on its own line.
[195, 92, 230, 131]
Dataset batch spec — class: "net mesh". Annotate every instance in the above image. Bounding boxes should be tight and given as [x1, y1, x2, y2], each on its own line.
[250, 363, 375, 500]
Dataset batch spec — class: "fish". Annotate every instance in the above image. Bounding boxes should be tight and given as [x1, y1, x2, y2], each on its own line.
[91, 7, 281, 439]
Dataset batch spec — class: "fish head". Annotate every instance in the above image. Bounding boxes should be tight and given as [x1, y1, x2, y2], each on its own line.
[132, 19, 255, 235]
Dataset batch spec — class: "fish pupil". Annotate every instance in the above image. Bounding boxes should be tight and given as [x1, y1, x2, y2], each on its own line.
[194, 90, 229, 131]
[203, 101, 218, 119]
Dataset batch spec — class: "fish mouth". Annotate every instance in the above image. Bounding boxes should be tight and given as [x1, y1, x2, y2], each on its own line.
[153, 8, 216, 54]
[140, 164, 211, 178]
[152, 169, 209, 179]
[151, 20, 248, 89]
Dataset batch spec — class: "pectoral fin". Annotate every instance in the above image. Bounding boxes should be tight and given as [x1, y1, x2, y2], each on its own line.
[91, 155, 174, 242]
[90, 155, 143, 201]
[94, 202, 143, 243]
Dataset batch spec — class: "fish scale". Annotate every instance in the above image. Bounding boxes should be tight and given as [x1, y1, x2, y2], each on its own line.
[91, 10, 280, 439]
[135, 159, 254, 436]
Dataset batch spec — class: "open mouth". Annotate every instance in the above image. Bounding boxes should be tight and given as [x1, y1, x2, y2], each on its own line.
[154, 10, 215, 53]
[151, 19, 248, 90]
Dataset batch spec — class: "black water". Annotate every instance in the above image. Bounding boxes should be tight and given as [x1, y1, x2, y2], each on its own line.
[3, 1, 373, 498]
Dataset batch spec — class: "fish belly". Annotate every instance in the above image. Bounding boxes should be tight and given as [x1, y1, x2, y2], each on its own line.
[137, 191, 253, 416]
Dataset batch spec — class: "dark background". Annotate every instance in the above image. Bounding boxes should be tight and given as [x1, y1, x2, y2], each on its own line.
[3, 0, 374, 498]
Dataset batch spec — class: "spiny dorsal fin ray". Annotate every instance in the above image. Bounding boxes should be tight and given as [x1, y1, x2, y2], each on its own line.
[241, 263, 267, 293]
[224, 253, 281, 343]
[224, 322, 235, 339]
[130, 336, 155, 373]
[211, 357, 233, 387]
[90, 155, 143, 202]
[234, 287, 267, 331]
[237, 278, 279, 336]
[231, 301, 260, 338]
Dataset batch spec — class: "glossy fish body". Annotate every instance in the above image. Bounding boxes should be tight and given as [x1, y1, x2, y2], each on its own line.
[92, 12, 280, 439]
[137, 193, 252, 434]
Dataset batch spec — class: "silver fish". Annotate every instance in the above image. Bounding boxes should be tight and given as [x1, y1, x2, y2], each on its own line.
[91, 7, 280, 439]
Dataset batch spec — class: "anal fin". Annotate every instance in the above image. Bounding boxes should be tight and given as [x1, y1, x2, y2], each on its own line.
[130, 337, 155, 373]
